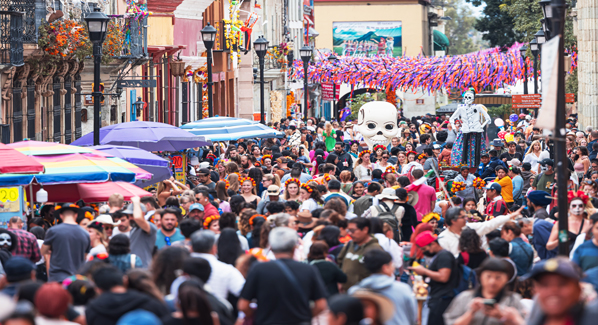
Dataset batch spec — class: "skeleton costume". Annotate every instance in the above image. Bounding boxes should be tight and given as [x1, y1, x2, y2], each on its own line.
[449, 90, 491, 167]
[0, 228, 17, 272]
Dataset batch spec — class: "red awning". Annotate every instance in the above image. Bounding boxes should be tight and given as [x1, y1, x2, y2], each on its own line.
[32, 182, 152, 203]
[0, 143, 44, 174]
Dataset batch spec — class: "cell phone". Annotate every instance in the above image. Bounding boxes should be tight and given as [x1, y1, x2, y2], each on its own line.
[483, 299, 496, 306]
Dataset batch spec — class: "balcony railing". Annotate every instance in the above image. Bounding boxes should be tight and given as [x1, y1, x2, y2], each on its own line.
[0, 0, 41, 44]
[0, 10, 23, 66]
[253, 45, 286, 71]
[112, 15, 148, 59]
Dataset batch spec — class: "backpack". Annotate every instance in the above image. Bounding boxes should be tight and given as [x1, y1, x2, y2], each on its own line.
[453, 264, 478, 297]
[354, 195, 374, 217]
[375, 202, 404, 242]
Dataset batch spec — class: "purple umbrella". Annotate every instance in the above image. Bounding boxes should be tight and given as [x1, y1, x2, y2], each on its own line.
[71, 121, 211, 151]
[90, 145, 173, 188]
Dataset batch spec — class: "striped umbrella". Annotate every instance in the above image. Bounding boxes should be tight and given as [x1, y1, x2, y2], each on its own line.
[0, 141, 150, 186]
[180, 117, 285, 142]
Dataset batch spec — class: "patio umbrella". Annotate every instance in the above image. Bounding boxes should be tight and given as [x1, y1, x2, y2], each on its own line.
[180, 116, 285, 142]
[31, 182, 152, 203]
[91, 145, 172, 187]
[0, 143, 44, 174]
[71, 121, 211, 151]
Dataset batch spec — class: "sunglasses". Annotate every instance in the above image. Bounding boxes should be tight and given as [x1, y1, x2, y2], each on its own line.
[382, 156, 389, 159]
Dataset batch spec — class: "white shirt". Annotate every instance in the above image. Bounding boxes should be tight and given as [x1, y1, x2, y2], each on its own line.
[299, 198, 319, 212]
[190, 252, 245, 300]
[523, 151, 550, 173]
[88, 244, 107, 260]
[449, 104, 490, 133]
[438, 215, 511, 257]
[374, 234, 404, 270]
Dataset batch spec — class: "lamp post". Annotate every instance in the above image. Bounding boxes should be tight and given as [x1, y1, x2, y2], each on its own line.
[519, 45, 528, 95]
[300, 46, 313, 119]
[254, 36, 269, 124]
[530, 38, 539, 94]
[84, 7, 109, 146]
[541, 0, 568, 255]
[328, 53, 338, 120]
[133, 97, 144, 121]
[201, 23, 217, 118]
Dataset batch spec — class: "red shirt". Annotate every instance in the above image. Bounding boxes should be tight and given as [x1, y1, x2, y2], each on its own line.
[202, 202, 219, 219]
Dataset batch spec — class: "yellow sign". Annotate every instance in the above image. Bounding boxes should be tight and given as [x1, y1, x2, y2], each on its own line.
[0, 187, 20, 213]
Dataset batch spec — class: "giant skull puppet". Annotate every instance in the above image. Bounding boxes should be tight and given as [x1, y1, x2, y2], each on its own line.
[449, 89, 491, 166]
[357, 101, 399, 149]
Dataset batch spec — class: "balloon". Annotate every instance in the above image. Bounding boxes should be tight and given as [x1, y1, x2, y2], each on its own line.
[504, 133, 514, 142]
[497, 131, 506, 139]
[509, 114, 519, 123]
[494, 118, 504, 127]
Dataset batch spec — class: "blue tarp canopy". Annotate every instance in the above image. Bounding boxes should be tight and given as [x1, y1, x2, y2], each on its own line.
[181, 117, 285, 142]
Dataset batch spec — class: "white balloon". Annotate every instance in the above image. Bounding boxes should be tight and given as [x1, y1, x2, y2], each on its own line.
[494, 118, 505, 127]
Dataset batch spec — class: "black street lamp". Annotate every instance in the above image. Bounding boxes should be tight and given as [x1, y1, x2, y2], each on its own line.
[201, 23, 217, 118]
[134, 97, 144, 121]
[254, 36, 269, 124]
[328, 53, 338, 120]
[530, 38, 539, 94]
[300, 46, 312, 119]
[84, 7, 110, 146]
[519, 45, 528, 95]
[535, 29, 546, 45]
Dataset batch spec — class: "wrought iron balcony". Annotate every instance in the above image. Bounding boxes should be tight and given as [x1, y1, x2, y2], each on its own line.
[252, 45, 286, 72]
[0, 0, 42, 44]
[113, 15, 148, 59]
[0, 10, 24, 66]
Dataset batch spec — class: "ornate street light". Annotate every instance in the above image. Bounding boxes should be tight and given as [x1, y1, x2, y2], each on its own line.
[201, 23, 217, 118]
[254, 36, 269, 124]
[133, 97, 145, 121]
[535, 29, 546, 45]
[530, 38, 539, 94]
[300, 46, 313, 119]
[84, 7, 110, 145]
[519, 45, 528, 95]
[328, 53, 338, 120]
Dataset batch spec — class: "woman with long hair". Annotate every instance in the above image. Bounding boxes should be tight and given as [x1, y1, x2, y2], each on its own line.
[284, 178, 302, 201]
[396, 151, 407, 173]
[215, 181, 231, 213]
[311, 148, 327, 176]
[261, 155, 273, 174]
[523, 140, 548, 174]
[156, 178, 188, 206]
[151, 246, 190, 295]
[374, 150, 391, 171]
[225, 162, 240, 176]
[86, 221, 107, 260]
[227, 173, 240, 196]
[323, 122, 337, 152]
[353, 150, 373, 181]
[458, 228, 488, 269]
[216, 160, 227, 180]
[573, 146, 590, 179]
[127, 269, 166, 303]
[547, 191, 594, 254]
[339, 170, 353, 194]
[162, 279, 216, 325]
[299, 183, 324, 212]
[217, 228, 243, 265]
[238, 209, 257, 237]
[317, 225, 344, 261]
[248, 167, 264, 197]
[371, 145, 385, 164]
[239, 177, 261, 205]
[404, 142, 415, 153]
[350, 181, 366, 200]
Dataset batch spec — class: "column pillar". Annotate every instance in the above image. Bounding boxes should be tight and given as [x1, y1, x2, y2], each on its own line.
[577, 0, 598, 127]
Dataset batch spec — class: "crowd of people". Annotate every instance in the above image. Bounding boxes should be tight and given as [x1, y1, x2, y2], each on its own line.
[1, 112, 598, 325]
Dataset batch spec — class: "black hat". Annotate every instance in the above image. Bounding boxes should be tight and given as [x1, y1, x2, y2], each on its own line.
[540, 158, 554, 167]
[87, 220, 104, 234]
[4, 257, 35, 283]
[523, 257, 583, 281]
[197, 168, 211, 176]
[57, 203, 80, 214]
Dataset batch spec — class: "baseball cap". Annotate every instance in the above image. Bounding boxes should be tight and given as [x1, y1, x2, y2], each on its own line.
[508, 158, 521, 167]
[198, 168, 210, 176]
[523, 257, 583, 281]
[267, 185, 281, 195]
[4, 256, 35, 283]
[432, 144, 442, 150]
[415, 231, 437, 247]
[122, 203, 147, 215]
[199, 161, 210, 169]
[491, 139, 504, 147]
[484, 182, 502, 192]
[540, 158, 554, 167]
[527, 190, 553, 206]
[87, 220, 104, 233]
[189, 203, 204, 212]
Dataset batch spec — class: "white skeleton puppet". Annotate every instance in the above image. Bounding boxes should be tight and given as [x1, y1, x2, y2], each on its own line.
[449, 90, 491, 166]
[357, 101, 399, 149]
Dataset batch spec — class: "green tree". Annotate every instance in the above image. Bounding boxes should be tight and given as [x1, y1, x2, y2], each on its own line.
[443, 0, 485, 54]
[471, 0, 523, 47]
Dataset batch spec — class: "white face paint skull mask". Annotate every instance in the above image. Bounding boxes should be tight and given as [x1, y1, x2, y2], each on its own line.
[0, 233, 11, 248]
[357, 101, 399, 149]
[463, 91, 475, 105]
[570, 199, 584, 216]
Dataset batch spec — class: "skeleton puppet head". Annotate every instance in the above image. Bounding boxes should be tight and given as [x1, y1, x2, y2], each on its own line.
[0, 228, 16, 251]
[357, 101, 399, 149]
[463, 90, 475, 105]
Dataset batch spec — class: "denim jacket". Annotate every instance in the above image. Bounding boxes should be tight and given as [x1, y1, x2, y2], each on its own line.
[509, 237, 534, 276]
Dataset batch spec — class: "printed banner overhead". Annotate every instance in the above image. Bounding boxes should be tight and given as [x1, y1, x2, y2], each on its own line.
[333, 21, 402, 58]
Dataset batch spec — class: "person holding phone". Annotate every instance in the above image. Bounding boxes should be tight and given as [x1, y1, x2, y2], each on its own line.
[443, 258, 526, 325]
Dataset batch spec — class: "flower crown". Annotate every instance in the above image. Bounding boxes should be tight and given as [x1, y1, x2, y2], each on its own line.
[451, 181, 466, 192]
[385, 166, 396, 173]
[284, 178, 301, 187]
[349, 140, 359, 146]
[358, 150, 372, 158]
[249, 214, 266, 226]
[62, 275, 89, 290]
[406, 150, 418, 156]
[373, 144, 386, 152]
[206, 153, 217, 161]
[421, 212, 440, 223]
[84, 211, 94, 221]
[417, 153, 427, 160]
[240, 177, 256, 187]
[203, 215, 220, 229]
[254, 161, 262, 167]
[261, 155, 273, 164]
[568, 190, 590, 206]
[301, 183, 314, 193]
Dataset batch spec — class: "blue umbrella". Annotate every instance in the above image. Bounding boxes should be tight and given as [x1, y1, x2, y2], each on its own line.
[91, 145, 172, 188]
[181, 117, 285, 142]
[72, 121, 211, 151]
